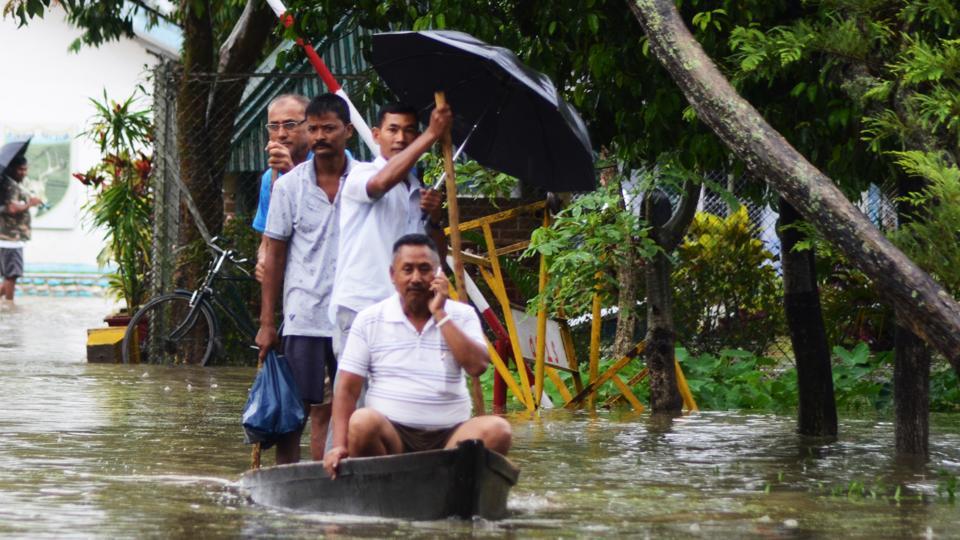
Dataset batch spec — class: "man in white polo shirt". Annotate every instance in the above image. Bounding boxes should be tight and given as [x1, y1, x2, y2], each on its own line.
[329, 103, 448, 357]
[324, 234, 511, 477]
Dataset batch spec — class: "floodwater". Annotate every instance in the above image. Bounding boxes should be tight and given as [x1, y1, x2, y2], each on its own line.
[1, 296, 959, 538]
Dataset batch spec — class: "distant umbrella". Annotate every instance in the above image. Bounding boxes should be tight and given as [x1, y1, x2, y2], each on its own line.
[371, 31, 595, 192]
[0, 137, 30, 175]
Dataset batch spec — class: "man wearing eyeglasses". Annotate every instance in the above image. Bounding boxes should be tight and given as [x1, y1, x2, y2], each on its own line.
[252, 94, 312, 282]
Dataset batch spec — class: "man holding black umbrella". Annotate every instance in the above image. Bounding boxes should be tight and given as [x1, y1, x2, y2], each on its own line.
[328, 103, 449, 356]
[1, 155, 41, 302]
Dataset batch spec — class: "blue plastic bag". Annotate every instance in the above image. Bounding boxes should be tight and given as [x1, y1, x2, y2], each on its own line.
[242, 350, 305, 449]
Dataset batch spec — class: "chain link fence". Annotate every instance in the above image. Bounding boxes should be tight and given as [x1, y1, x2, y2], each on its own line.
[150, 61, 378, 296]
[144, 60, 380, 364]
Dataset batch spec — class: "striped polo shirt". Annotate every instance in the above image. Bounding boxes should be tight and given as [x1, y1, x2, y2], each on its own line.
[338, 293, 486, 429]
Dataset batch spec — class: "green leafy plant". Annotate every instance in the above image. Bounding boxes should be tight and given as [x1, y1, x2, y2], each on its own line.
[937, 469, 957, 502]
[819, 262, 895, 351]
[525, 179, 656, 317]
[830, 343, 893, 412]
[677, 347, 797, 411]
[672, 207, 784, 355]
[420, 152, 519, 203]
[75, 90, 153, 312]
[930, 363, 960, 412]
[888, 151, 960, 295]
[656, 343, 909, 414]
[784, 220, 895, 350]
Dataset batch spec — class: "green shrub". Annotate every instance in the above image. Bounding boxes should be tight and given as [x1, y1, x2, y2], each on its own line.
[677, 343, 895, 413]
[817, 260, 895, 350]
[930, 363, 960, 412]
[830, 343, 893, 413]
[791, 226, 896, 350]
[678, 347, 797, 411]
[672, 207, 784, 355]
[526, 180, 656, 317]
[672, 343, 960, 414]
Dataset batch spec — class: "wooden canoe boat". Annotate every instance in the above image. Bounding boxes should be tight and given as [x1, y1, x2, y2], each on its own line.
[240, 439, 520, 520]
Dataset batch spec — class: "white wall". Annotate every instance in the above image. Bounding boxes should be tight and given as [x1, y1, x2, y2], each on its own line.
[0, 9, 161, 270]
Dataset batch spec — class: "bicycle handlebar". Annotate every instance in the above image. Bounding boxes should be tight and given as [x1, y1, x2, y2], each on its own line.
[208, 236, 225, 255]
[206, 236, 251, 276]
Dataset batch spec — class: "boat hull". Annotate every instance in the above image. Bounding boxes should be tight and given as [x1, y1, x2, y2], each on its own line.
[240, 439, 519, 520]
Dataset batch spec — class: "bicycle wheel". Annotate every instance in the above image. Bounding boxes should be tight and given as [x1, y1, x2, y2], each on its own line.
[122, 292, 220, 366]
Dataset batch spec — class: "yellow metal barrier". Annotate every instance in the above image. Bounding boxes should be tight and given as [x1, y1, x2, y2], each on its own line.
[443, 199, 698, 415]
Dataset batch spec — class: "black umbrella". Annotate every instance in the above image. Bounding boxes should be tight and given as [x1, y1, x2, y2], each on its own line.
[370, 31, 595, 192]
[0, 137, 31, 175]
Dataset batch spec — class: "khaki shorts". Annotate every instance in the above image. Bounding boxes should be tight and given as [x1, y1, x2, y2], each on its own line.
[390, 420, 464, 453]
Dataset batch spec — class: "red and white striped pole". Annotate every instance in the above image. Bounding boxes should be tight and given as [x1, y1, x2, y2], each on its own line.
[265, 0, 377, 155]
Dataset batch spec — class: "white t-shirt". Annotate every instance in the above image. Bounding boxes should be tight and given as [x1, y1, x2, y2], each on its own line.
[329, 156, 425, 318]
[338, 294, 485, 429]
[263, 158, 351, 337]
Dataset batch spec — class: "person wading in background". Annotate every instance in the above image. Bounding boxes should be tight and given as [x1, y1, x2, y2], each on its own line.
[0, 155, 41, 303]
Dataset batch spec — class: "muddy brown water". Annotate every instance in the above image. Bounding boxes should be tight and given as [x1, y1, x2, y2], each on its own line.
[1, 296, 958, 538]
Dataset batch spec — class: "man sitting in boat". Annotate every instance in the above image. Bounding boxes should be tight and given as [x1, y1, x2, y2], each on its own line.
[323, 234, 511, 478]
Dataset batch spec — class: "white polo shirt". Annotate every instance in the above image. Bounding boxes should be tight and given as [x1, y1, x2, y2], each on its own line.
[263, 158, 351, 337]
[330, 156, 425, 318]
[338, 294, 485, 430]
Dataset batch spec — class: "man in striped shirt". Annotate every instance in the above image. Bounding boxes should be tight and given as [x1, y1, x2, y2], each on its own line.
[323, 234, 511, 478]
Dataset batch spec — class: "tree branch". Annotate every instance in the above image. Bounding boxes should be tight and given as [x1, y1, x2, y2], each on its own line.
[218, 0, 277, 73]
[660, 179, 700, 250]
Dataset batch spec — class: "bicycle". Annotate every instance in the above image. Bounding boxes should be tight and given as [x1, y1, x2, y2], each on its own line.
[121, 237, 258, 365]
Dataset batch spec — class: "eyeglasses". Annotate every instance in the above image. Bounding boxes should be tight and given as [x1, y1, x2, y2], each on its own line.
[265, 119, 306, 132]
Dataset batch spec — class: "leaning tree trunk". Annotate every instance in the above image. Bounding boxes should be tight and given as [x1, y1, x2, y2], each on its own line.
[627, 0, 960, 374]
[643, 182, 698, 412]
[893, 173, 931, 458]
[778, 198, 837, 438]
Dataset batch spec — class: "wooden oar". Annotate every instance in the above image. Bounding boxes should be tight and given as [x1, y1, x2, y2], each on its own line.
[250, 350, 265, 470]
[434, 91, 485, 416]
